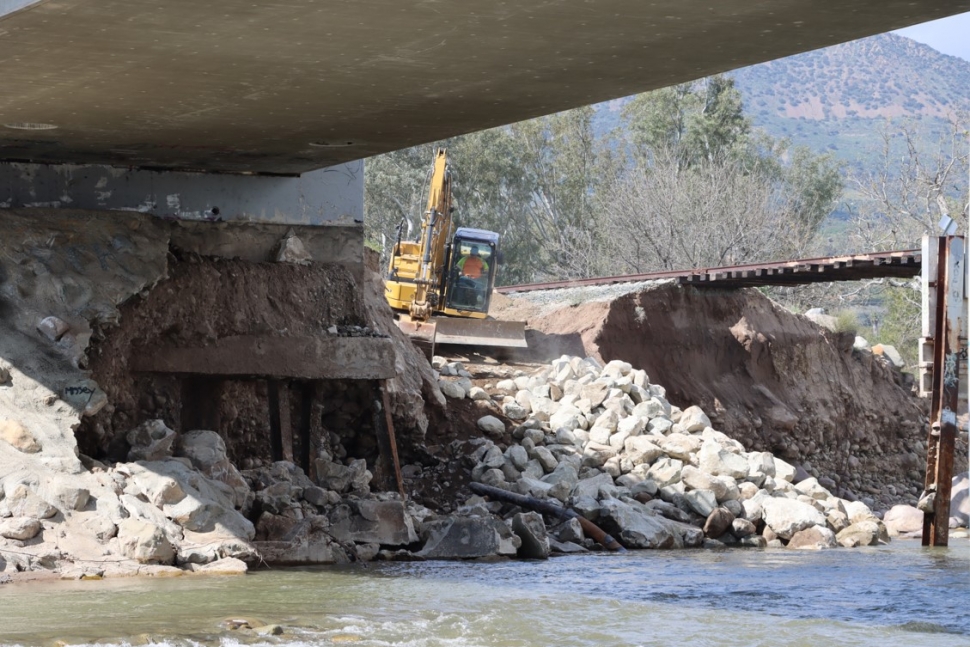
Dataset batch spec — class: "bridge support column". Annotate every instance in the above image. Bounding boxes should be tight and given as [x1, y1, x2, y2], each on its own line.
[0, 158, 366, 275]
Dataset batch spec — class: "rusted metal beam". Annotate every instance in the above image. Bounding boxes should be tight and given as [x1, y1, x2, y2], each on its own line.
[498, 249, 921, 294]
[268, 379, 284, 462]
[179, 377, 223, 433]
[298, 382, 316, 477]
[381, 380, 406, 499]
[132, 335, 398, 380]
[278, 381, 294, 462]
[922, 236, 966, 547]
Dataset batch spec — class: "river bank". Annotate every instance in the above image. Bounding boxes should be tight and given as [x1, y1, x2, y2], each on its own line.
[0, 210, 966, 580]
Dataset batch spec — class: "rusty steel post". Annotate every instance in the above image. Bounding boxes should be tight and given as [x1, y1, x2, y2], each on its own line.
[268, 379, 284, 462]
[922, 236, 965, 547]
[922, 237, 946, 545]
[379, 380, 406, 500]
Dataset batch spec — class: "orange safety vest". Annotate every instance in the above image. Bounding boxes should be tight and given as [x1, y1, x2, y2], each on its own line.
[458, 255, 487, 279]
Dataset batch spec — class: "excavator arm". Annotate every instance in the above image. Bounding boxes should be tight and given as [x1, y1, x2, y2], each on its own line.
[408, 148, 452, 321]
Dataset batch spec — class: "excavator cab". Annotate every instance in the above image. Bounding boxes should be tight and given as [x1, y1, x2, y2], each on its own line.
[444, 228, 499, 316]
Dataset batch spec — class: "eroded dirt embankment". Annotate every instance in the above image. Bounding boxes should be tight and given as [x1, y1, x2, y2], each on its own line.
[77, 247, 444, 467]
[494, 283, 963, 509]
[79, 254, 362, 462]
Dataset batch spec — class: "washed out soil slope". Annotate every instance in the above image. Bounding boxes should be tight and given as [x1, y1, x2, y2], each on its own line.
[494, 284, 966, 508]
[78, 254, 361, 461]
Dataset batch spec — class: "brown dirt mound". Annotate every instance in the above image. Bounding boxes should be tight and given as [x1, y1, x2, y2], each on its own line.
[511, 283, 965, 508]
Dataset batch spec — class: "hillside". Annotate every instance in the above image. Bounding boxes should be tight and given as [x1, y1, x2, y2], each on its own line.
[731, 33, 970, 175]
[734, 33, 970, 122]
[595, 33, 970, 175]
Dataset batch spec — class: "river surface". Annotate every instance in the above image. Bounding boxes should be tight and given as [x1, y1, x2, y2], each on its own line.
[1, 540, 968, 647]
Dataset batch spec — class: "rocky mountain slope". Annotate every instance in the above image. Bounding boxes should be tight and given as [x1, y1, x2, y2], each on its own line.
[734, 33, 970, 123]
[595, 33, 970, 177]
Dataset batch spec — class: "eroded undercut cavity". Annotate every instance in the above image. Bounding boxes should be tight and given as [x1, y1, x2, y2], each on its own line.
[75, 251, 404, 490]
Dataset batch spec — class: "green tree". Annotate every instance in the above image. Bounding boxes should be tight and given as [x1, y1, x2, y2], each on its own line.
[850, 115, 968, 251]
[363, 144, 436, 265]
[447, 127, 535, 285]
[364, 106, 610, 285]
[874, 281, 921, 369]
[366, 74, 843, 285]
[623, 75, 749, 167]
[510, 106, 608, 280]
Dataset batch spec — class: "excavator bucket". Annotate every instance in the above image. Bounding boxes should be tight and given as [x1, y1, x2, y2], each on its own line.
[432, 317, 528, 349]
[396, 316, 438, 358]
[396, 315, 528, 359]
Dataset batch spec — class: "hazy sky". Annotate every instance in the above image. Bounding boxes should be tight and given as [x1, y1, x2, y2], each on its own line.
[894, 11, 970, 61]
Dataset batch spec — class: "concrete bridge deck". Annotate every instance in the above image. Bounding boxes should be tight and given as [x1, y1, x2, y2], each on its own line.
[0, 1, 967, 175]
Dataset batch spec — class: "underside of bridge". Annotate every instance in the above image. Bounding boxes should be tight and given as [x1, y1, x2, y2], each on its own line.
[0, 0, 968, 176]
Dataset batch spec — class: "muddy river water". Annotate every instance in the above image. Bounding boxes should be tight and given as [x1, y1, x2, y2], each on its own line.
[1, 540, 967, 647]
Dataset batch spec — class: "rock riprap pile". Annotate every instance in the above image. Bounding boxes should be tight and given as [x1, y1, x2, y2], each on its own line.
[490, 284, 947, 512]
[442, 355, 893, 551]
[0, 422, 257, 579]
[0, 419, 517, 575]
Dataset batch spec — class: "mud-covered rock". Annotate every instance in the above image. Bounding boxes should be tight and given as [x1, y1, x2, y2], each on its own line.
[315, 458, 371, 495]
[0, 420, 41, 453]
[788, 524, 837, 549]
[703, 507, 735, 539]
[760, 497, 826, 540]
[477, 416, 506, 437]
[255, 515, 350, 565]
[1, 484, 57, 519]
[836, 520, 889, 547]
[122, 459, 255, 540]
[37, 316, 70, 342]
[597, 498, 674, 549]
[328, 500, 418, 546]
[883, 504, 923, 536]
[439, 380, 466, 399]
[38, 474, 90, 512]
[276, 231, 313, 265]
[126, 419, 177, 462]
[951, 472, 969, 528]
[679, 406, 711, 432]
[0, 516, 42, 540]
[178, 430, 252, 511]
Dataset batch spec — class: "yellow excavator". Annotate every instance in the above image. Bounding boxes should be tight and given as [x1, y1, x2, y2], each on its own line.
[384, 148, 527, 356]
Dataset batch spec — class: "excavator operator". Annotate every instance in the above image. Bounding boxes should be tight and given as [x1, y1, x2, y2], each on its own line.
[457, 245, 489, 279]
[456, 245, 489, 305]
